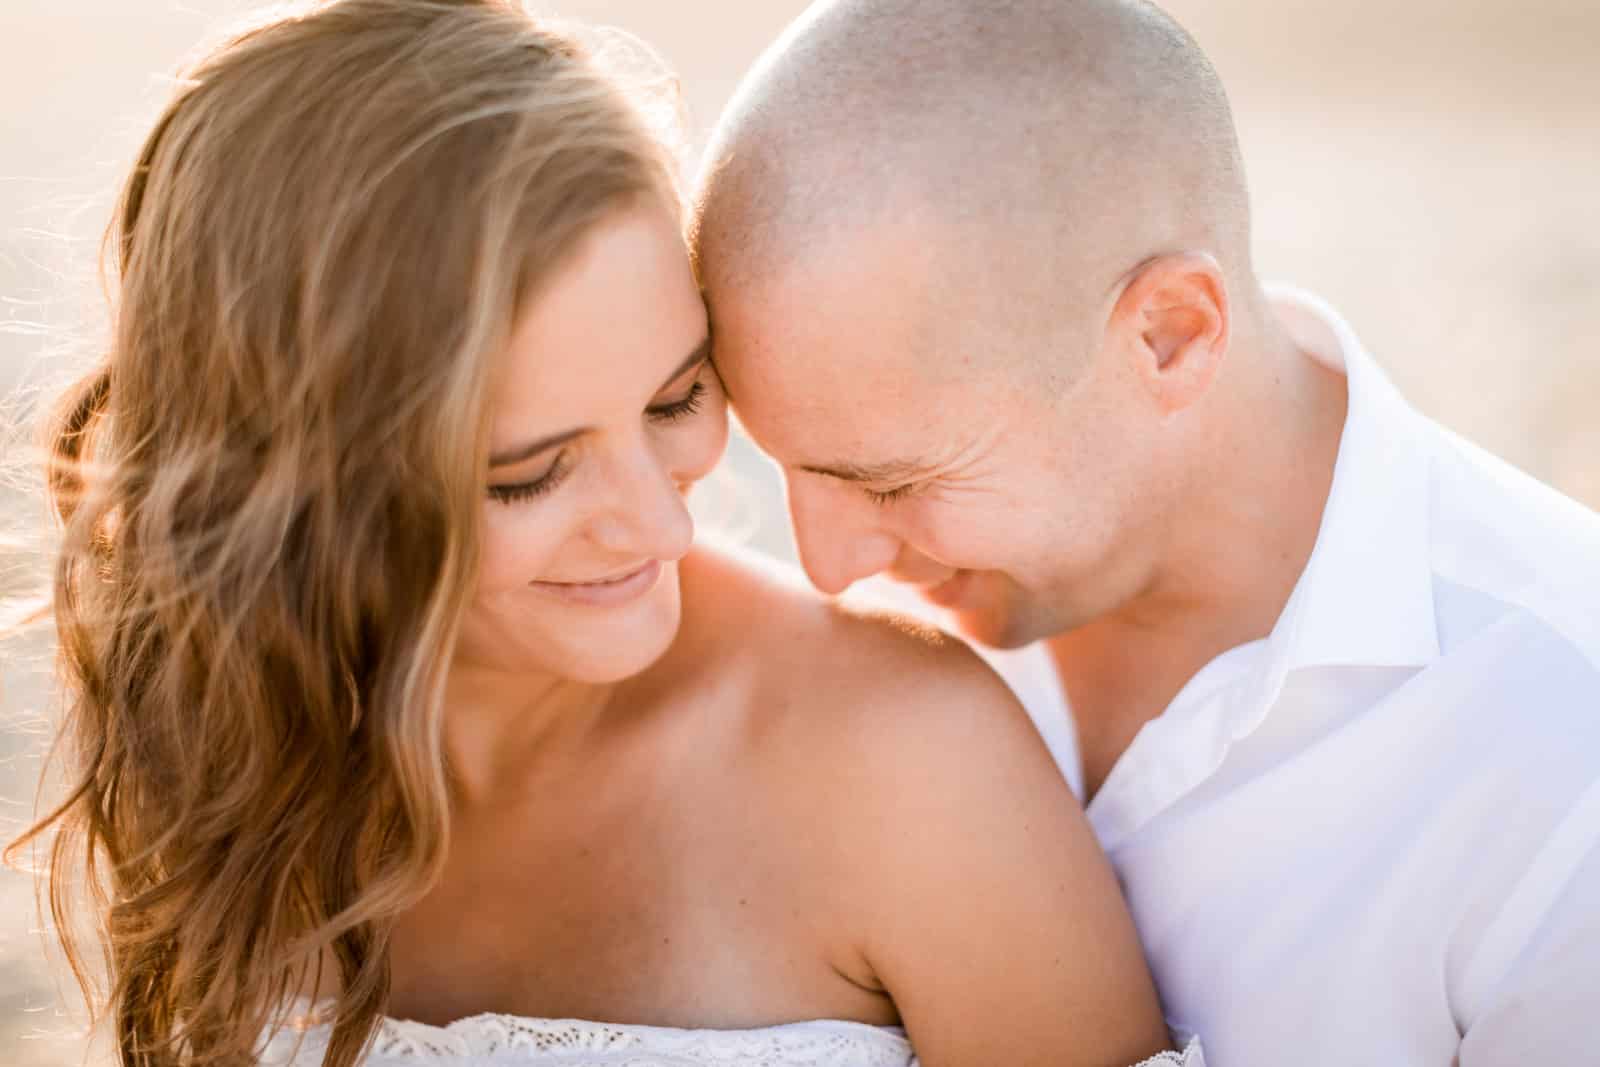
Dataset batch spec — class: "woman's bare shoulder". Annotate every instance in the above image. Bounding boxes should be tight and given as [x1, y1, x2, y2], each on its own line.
[676, 546, 1165, 1061]
[674, 542, 1056, 793]
[677, 541, 995, 709]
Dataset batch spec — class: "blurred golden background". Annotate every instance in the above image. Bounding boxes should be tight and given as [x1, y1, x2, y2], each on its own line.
[1, 1, 1595, 1063]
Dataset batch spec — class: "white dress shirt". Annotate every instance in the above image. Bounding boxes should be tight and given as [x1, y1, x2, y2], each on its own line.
[861, 286, 1600, 1066]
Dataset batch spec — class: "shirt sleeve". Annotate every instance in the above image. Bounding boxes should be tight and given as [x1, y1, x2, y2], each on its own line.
[1457, 779, 1600, 1064]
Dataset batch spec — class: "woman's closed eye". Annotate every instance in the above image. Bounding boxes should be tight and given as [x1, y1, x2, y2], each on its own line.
[488, 359, 714, 505]
[489, 449, 571, 505]
[646, 378, 707, 424]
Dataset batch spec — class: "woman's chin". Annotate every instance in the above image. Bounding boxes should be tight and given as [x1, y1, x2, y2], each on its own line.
[554, 614, 682, 684]
[465, 562, 685, 684]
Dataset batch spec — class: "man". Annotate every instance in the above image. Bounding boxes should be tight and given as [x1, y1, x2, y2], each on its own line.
[692, 1, 1600, 1063]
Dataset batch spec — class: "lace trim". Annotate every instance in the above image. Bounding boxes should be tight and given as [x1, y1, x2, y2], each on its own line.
[260, 1009, 1204, 1066]
[1142, 1037, 1206, 1067]
[260, 1012, 916, 1066]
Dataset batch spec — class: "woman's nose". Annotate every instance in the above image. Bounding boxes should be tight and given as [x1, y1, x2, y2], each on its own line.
[587, 442, 696, 562]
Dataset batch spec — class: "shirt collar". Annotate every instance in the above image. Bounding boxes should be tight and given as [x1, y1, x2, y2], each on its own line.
[1089, 286, 1440, 847]
[1263, 283, 1440, 673]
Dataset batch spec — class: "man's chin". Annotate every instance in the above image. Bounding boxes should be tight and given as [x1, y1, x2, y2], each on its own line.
[946, 608, 1037, 650]
[907, 572, 1024, 649]
[931, 587, 1040, 650]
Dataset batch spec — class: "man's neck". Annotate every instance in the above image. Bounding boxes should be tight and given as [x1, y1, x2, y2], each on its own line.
[1050, 309, 1349, 801]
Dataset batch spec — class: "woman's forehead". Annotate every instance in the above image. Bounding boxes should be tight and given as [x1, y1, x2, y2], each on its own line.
[492, 206, 706, 434]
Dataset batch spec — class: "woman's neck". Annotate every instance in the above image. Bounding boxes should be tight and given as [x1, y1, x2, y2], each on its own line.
[442, 662, 619, 806]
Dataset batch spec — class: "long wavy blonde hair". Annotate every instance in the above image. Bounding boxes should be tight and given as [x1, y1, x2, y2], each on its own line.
[5, 3, 680, 1064]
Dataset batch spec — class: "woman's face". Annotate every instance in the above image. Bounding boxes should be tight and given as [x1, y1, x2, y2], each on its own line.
[457, 201, 728, 684]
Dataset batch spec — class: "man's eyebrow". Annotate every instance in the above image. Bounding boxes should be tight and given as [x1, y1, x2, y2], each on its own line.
[799, 458, 932, 484]
[489, 334, 712, 469]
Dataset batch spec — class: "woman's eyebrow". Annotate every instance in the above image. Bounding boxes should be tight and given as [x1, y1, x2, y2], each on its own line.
[656, 335, 712, 393]
[489, 427, 585, 469]
[489, 335, 712, 469]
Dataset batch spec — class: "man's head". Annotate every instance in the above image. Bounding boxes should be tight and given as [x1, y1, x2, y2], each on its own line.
[694, 0, 1257, 647]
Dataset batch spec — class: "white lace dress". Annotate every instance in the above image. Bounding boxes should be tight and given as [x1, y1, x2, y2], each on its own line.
[259, 1010, 1205, 1066]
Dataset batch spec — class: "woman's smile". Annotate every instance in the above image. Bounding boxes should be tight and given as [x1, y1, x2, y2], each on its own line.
[528, 559, 664, 607]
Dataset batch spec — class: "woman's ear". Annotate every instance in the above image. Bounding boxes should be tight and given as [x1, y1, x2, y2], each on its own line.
[1109, 252, 1231, 413]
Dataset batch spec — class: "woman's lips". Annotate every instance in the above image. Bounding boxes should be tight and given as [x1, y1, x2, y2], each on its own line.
[530, 560, 663, 607]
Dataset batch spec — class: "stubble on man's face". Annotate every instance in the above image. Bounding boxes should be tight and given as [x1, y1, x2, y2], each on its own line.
[704, 225, 1164, 645]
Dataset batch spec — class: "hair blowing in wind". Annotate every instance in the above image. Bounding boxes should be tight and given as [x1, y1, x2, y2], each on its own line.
[5, 2, 679, 1065]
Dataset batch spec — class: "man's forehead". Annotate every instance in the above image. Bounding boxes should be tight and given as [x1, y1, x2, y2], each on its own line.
[711, 291, 951, 405]
[707, 219, 948, 359]
[727, 352, 980, 482]
[702, 227, 1007, 471]
[723, 337, 949, 425]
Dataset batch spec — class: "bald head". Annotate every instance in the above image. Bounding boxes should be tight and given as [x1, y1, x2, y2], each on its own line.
[690, 2, 1322, 646]
[694, 0, 1251, 380]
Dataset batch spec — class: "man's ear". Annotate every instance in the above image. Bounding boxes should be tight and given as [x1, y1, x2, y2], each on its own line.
[1109, 252, 1230, 413]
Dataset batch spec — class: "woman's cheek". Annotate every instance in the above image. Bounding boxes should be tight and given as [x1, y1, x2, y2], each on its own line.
[476, 503, 568, 592]
[675, 395, 731, 487]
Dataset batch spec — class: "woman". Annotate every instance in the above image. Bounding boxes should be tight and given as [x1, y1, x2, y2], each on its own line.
[12, 2, 1200, 1065]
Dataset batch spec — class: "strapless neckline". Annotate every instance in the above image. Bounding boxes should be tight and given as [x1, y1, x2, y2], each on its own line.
[261, 1002, 1204, 1065]
[261, 1007, 916, 1065]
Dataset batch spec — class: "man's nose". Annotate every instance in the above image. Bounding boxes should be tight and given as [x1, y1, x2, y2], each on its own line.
[786, 475, 900, 596]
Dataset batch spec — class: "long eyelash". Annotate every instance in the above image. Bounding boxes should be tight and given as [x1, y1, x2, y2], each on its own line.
[646, 380, 706, 424]
[865, 483, 917, 506]
[488, 451, 571, 505]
